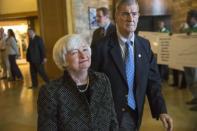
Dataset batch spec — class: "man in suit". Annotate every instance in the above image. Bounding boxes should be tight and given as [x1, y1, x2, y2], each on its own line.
[91, 7, 115, 44]
[26, 28, 49, 88]
[158, 21, 170, 33]
[91, 0, 173, 130]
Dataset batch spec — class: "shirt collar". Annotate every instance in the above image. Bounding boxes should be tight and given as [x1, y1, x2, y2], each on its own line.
[193, 23, 197, 28]
[161, 27, 166, 32]
[103, 21, 110, 31]
[116, 28, 135, 45]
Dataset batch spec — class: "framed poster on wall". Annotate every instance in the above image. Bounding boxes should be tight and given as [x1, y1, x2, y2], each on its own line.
[88, 7, 98, 29]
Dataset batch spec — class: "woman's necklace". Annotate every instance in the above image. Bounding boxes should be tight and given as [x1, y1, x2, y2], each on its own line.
[77, 76, 89, 93]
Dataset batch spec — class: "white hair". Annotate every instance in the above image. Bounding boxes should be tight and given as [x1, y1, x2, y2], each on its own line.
[53, 34, 91, 70]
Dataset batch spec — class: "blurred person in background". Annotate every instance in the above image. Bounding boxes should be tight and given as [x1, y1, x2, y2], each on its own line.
[158, 20, 170, 33]
[0, 27, 9, 79]
[6, 29, 23, 81]
[26, 28, 49, 88]
[91, 7, 115, 44]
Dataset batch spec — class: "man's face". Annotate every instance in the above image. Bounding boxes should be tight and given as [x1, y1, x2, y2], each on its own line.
[115, 3, 139, 37]
[158, 21, 165, 29]
[187, 16, 197, 28]
[27, 30, 34, 39]
[96, 10, 108, 27]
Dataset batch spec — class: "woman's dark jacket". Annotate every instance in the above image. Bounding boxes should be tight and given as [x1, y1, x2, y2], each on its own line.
[37, 70, 118, 131]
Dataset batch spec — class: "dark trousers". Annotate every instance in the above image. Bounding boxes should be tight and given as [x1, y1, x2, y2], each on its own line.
[172, 69, 186, 87]
[158, 65, 169, 81]
[30, 63, 49, 87]
[119, 106, 138, 131]
[8, 55, 23, 80]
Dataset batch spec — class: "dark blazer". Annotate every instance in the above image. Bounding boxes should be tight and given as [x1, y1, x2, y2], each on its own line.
[26, 35, 46, 64]
[91, 31, 167, 129]
[91, 23, 116, 44]
[37, 70, 118, 131]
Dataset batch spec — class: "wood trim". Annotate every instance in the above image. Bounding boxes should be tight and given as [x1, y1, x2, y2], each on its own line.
[37, 0, 44, 39]
[37, 0, 68, 77]
[0, 11, 38, 20]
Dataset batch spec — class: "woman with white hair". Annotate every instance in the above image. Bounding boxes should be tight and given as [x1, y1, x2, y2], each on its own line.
[37, 34, 118, 131]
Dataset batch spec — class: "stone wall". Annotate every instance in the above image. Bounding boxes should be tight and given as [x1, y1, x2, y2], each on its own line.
[72, 0, 113, 43]
[71, 0, 197, 37]
[171, 0, 197, 33]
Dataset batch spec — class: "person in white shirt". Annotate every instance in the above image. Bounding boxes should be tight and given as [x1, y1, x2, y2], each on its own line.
[0, 27, 10, 79]
[6, 29, 23, 81]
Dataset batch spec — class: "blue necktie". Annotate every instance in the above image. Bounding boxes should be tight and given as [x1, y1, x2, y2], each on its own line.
[125, 41, 136, 110]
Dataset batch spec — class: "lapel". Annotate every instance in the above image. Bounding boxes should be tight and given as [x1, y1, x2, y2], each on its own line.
[106, 23, 112, 34]
[99, 27, 105, 36]
[29, 36, 37, 48]
[134, 36, 146, 94]
[106, 23, 115, 36]
[134, 36, 145, 86]
[108, 32, 128, 85]
[107, 33, 146, 90]
[62, 71, 82, 98]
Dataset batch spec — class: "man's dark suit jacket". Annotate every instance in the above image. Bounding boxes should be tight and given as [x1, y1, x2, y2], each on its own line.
[37, 70, 118, 131]
[26, 35, 46, 64]
[91, 23, 115, 44]
[91, 31, 167, 129]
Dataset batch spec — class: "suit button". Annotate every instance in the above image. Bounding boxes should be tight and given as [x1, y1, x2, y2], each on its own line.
[121, 108, 126, 112]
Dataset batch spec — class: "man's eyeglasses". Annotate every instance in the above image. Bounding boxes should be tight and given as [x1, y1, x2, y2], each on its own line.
[119, 12, 139, 18]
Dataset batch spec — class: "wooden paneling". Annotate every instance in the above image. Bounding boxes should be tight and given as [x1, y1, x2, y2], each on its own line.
[0, 11, 38, 20]
[0, 0, 37, 14]
[37, 0, 68, 78]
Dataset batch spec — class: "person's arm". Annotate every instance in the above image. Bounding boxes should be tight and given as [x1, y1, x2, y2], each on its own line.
[159, 113, 173, 131]
[38, 37, 47, 63]
[146, 42, 167, 117]
[145, 41, 173, 131]
[37, 85, 58, 131]
[10, 37, 19, 56]
[103, 74, 119, 131]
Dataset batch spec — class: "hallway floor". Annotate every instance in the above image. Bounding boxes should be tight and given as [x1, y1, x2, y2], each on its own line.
[0, 64, 197, 131]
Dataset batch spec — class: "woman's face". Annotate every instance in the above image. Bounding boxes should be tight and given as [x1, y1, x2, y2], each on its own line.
[7, 30, 11, 36]
[66, 44, 91, 73]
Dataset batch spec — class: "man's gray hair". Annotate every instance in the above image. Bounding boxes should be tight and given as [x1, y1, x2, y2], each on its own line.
[53, 34, 91, 70]
[115, 0, 139, 12]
